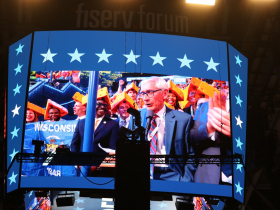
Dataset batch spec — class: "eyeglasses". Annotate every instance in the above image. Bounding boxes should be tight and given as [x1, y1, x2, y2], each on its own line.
[139, 89, 162, 98]
[96, 103, 108, 108]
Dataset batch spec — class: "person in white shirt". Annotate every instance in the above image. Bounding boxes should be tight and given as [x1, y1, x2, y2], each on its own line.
[73, 101, 86, 120]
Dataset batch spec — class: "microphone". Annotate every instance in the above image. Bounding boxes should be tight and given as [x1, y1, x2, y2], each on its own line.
[145, 110, 154, 140]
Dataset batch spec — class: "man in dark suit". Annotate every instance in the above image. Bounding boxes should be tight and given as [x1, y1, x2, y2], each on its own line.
[110, 92, 138, 131]
[139, 77, 196, 182]
[115, 101, 135, 130]
[70, 97, 119, 162]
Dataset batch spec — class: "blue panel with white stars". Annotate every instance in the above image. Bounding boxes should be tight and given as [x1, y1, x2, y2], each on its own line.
[30, 31, 227, 80]
[7, 31, 248, 201]
[7, 34, 32, 193]
[228, 44, 247, 203]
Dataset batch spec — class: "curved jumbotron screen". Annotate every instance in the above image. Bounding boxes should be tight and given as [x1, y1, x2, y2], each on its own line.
[7, 31, 247, 203]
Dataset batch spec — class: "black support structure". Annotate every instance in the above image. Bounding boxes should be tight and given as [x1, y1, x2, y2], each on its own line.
[115, 139, 150, 210]
[15, 153, 243, 165]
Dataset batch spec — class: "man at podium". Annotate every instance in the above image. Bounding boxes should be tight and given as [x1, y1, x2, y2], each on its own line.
[139, 77, 196, 182]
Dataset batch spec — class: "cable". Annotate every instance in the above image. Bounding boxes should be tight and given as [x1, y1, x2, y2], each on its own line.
[3, 153, 18, 179]
[78, 166, 115, 185]
[6, 154, 113, 185]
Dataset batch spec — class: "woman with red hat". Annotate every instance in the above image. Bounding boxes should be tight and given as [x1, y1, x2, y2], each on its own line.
[44, 99, 68, 122]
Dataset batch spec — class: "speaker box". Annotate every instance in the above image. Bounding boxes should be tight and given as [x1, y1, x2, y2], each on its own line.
[56, 193, 75, 207]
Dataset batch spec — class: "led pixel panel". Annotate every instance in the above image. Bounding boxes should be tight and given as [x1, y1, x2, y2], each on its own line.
[228, 44, 248, 203]
[7, 34, 32, 193]
[6, 31, 247, 202]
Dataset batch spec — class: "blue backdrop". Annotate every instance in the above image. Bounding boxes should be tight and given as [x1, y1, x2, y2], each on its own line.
[7, 31, 247, 203]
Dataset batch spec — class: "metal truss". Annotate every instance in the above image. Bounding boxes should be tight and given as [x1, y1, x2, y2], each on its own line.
[150, 154, 242, 164]
[15, 153, 243, 165]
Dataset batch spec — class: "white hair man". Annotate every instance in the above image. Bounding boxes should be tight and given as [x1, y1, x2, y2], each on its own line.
[139, 77, 196, 182]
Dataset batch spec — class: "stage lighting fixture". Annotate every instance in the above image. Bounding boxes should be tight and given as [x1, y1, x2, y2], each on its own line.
[35, 191, 48, 197]
[56, 192, 75, 207]
[186, 0, 215, 5]
[150, 194, 173, 201]
[79, 190, 114, 199]
[175, 198, 194, 210]
[204, 197, 219, 205]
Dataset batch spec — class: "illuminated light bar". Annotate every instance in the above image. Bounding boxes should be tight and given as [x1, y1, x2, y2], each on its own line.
[186, 0, 215, 5]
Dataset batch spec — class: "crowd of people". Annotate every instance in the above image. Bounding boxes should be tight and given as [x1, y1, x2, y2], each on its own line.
[25, 76, 232, 185]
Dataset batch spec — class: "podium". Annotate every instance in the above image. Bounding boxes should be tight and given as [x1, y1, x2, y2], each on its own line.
[115, 139, 150, 210]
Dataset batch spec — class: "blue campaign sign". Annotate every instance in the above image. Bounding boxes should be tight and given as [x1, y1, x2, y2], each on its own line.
[22, 121, 77, 177]
[6, 31, 248, 202]
[25, 121, 77, 148]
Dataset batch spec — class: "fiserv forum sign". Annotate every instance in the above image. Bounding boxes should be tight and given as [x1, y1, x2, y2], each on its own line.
[8, 0, 217, 37]
[76, 3, 188, 34]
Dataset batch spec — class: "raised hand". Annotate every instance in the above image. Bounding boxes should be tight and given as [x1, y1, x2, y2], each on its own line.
[206, 91, 231, 137]
[119, 79, 125, 86]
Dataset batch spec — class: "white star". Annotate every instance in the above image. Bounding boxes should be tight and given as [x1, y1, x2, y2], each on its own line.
[68, 48, 85, 63]
[235, 137, 243, 150]
[8, 171, 18, 185]
[73, 207, 84, 210]
[235, 55, 242, 67]
[235, 115, 243, 129]
[11, 126, 20, 139]
[95, 49, 112, 63]
[204, 57, 220, 72]
[15, 44, 24, 55]
[75, 198, 85, 203]
[28, 191, 33, 197]
[236, 164, 243, 173]
[11, 104, 21, 118]
[41, 48, 57, 63]
[150, 52, 167, 66]
[123, 50, 140, 64]
[235, 182, 243, 195]
[9, 148, 19, 162]
[14, 63, 23, 75]
[177, 54, 194, 69]
[158, 202, 168, 208]
[13, 83, 22, 96]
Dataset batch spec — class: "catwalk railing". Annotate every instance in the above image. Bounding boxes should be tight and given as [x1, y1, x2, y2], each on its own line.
[14, 153, 243, 165]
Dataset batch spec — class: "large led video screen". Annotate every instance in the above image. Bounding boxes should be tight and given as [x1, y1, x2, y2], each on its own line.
[7, 31, 247, 203]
